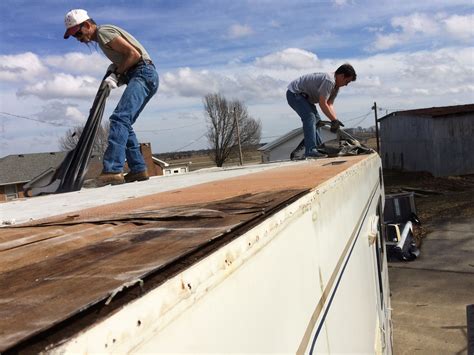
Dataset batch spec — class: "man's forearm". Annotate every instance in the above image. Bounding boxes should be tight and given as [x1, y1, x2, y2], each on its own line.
[319, 100, 337, 121]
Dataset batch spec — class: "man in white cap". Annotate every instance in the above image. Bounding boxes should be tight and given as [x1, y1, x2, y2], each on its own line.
[64, 9, 159, 185]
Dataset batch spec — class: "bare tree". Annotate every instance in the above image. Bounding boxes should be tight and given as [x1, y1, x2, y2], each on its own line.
[204, 93, 261, 167]
[58, 121, 110, 156]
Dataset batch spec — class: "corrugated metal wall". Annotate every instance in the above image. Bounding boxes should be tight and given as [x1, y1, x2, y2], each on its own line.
[432, 116, 474, 176]
[380, 113, 474, 176]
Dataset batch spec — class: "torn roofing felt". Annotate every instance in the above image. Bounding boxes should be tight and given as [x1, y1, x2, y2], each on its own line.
[0, 189, 307, 352]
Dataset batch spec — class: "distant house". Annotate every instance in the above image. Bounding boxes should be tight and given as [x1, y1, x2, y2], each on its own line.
[0, 143, 170, 201]
[0, 152, 68, 201]
[152, 156, 190, 176]
[126, 142, 189, 176]
[258, 126, 336, 163]
[379, 104, 474, 177]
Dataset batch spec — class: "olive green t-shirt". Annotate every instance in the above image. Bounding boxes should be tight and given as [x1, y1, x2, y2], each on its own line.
[96, 24, 151, 66]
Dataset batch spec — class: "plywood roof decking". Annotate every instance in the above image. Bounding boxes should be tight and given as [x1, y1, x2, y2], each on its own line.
[0, 156, 369, 352]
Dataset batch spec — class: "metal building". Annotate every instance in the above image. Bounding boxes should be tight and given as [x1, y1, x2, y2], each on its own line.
[379, 104, 474, 176]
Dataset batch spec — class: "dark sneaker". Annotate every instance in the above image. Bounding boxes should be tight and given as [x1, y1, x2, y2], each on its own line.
[124, 170, 149, 183]
[95, 172, 125, 187]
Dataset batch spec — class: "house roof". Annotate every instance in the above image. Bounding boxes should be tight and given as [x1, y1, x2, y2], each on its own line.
[258, 128, 302, 151]
[379, 103, 474, 121]
[0, 152, 68, 186]
[152, 156, 170, 167]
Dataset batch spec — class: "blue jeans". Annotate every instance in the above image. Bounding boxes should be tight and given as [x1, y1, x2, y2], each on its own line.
[103, 63, 159, 173]
[286, 90, 322, 156]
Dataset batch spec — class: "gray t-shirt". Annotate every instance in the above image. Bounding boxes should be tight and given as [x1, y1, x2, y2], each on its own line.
[97, 24, 151, 66]
[287, 72, 336, 104]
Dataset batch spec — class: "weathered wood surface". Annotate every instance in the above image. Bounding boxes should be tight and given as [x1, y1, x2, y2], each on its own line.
[0, 156, 367, 351]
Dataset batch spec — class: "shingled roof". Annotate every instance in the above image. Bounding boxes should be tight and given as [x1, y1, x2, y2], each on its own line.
[0, 152, 67, 186]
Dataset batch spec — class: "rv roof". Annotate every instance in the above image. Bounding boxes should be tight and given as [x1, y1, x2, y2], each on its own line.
[0, 156, 373, 352]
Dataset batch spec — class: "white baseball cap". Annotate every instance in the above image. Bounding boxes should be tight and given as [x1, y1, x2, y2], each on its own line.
[64, 9, 90, 39]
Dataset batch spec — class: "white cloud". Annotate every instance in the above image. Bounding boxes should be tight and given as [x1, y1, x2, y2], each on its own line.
[161, 67, 222, 97]
[160, 66, 284, 101]
[349, 46, 474, 103]
[443, 14, 474, 41]
[412, 88, 430, 95]
[159, 45, 474, 106]
[45, 52, 110, 76]
[392, 13, 439, 35]
[372, 33, 402, 51]
[17, 73, 99, 100]
[2, 43, 474, 156]
[65, 106, 85, 122]
[371, 13, 439, 51]
[370, 12, 472, 51]
[227, 24, 254, 39]
[255, 48, 319, 69]
[0, 52, 48, 82]
[355, 75, 382, 89]
[35, 101, 86, 125]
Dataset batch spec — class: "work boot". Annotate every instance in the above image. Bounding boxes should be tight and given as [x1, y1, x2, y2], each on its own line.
[124, 170, 149, 183]
[95, 172, 125, 187]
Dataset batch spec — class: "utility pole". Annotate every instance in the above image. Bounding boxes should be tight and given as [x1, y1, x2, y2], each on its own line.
[372, 102, 380, 154]
[234, 106, 244, 165]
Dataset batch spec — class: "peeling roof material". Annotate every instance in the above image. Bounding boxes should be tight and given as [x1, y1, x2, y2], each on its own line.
[0, 155, 371, 352]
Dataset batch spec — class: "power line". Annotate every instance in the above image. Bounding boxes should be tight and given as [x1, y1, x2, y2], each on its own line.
[346, 112, 372, 128]
[173, 132, 207, 152]
[342, 110, 373, 123]
[0, 111, 75, 128]
[135, 122, 202, 133]
[0, 111, 205, 133]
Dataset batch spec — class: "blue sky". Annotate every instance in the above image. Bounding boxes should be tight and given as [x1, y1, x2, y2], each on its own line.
[0, 0, 473, 156]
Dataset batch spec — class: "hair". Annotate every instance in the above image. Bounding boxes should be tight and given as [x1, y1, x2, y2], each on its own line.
[335, 63, 357, 81]
[85, 18, 97, 26]
[83, 18, 99, 52]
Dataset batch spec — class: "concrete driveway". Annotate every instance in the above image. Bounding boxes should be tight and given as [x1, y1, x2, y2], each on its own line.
[388, 216, 473, 354]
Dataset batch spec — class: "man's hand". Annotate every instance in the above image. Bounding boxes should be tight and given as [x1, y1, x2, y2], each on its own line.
[106, 64, 118, 76]
[330, 119, 345, 133]
[104, 73, 119, 89]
